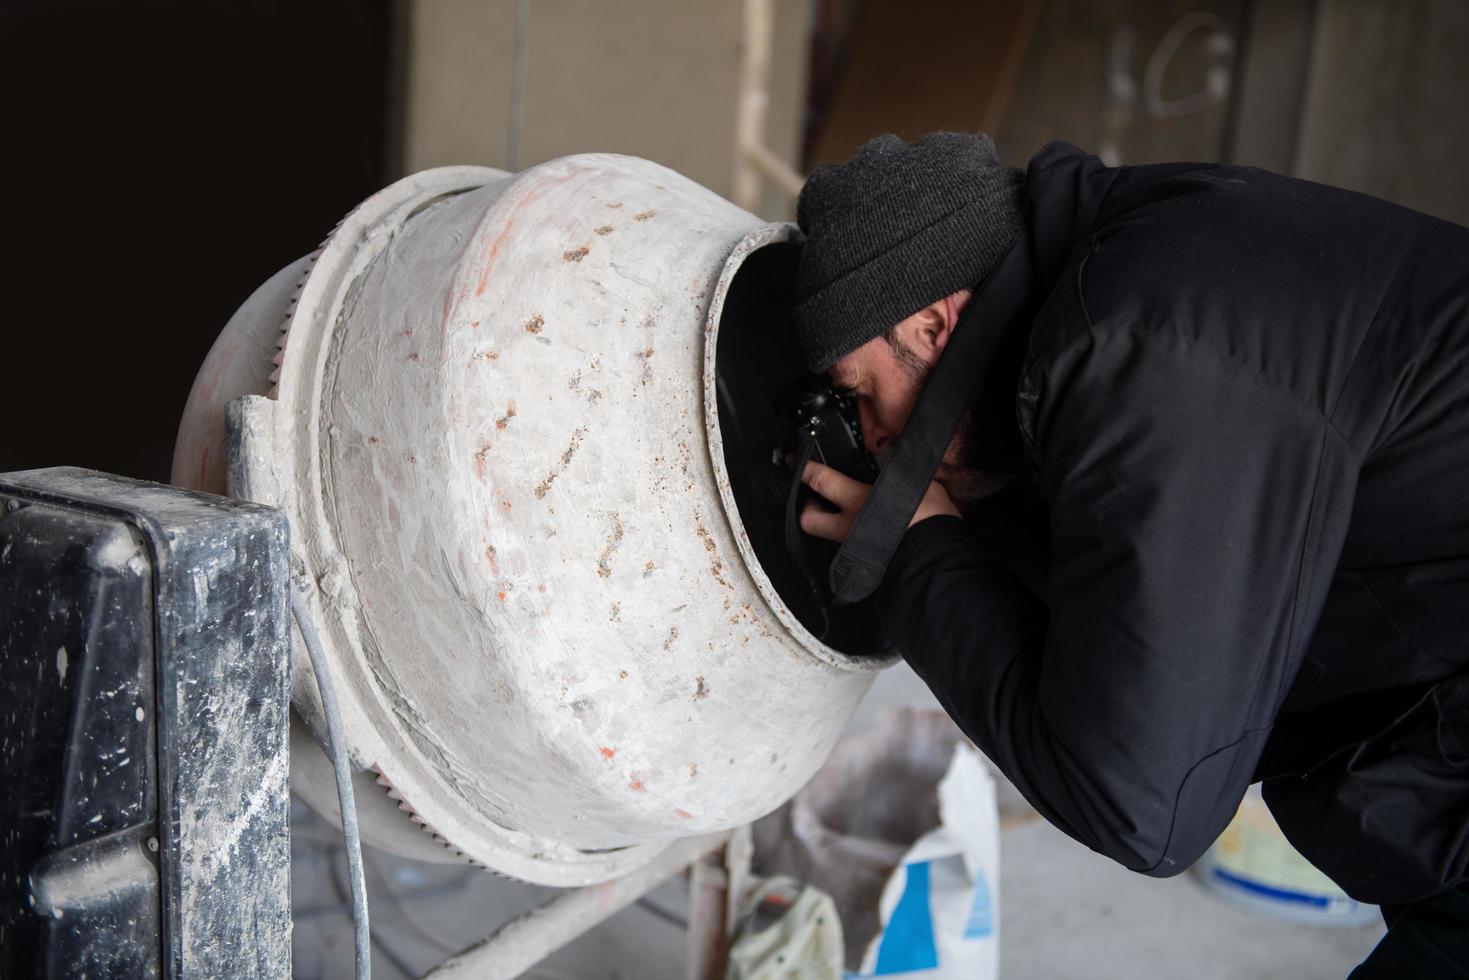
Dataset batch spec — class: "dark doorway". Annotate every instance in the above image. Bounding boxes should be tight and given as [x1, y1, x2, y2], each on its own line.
[1, 0, 400, 482]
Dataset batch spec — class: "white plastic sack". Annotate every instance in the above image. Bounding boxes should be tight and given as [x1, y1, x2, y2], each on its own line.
[725, 875, 845, 980]
[852, 740, 997, 978]
[752, 709, 1000, 980]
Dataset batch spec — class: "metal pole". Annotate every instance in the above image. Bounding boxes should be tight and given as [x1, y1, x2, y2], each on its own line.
[423, 833, 730, 980]
[733, 0, 775, 211]
[748, 141, 805, 200]
[506, 0, 530, 171]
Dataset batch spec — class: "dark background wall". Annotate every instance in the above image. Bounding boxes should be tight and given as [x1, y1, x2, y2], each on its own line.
[1, 0, 398, 482]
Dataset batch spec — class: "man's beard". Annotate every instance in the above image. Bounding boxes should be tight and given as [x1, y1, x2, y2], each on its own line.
[887, 335, 1012, 513]
[886, 333, 966, 469]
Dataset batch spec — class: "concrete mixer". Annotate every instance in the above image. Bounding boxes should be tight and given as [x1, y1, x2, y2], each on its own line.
[173, 153, 896, 886]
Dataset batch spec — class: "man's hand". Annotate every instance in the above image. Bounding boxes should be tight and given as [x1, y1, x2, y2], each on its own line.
[797, 460, 960, 543]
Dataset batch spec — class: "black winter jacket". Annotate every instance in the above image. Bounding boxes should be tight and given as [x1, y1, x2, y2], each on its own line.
[880, 142, 1469, 906]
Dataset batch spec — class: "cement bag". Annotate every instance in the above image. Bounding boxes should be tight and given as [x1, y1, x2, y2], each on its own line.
[752, 709, 999, 979]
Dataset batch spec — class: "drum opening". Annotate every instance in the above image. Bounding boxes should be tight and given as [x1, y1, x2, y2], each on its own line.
[710, 238, 891, 661]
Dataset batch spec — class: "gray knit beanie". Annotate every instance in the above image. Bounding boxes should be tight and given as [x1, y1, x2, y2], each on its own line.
[794, 132, 1026, 373]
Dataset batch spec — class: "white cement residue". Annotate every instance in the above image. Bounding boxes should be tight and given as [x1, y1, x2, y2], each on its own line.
[190, 747, 289, 880]
[93, 528, 139, 571]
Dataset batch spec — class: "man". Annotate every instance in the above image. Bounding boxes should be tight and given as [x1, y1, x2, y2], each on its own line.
[791, 132, 1468, 977]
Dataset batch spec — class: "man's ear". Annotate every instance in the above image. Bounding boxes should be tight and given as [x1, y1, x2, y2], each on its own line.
[911, 289, 972, 356]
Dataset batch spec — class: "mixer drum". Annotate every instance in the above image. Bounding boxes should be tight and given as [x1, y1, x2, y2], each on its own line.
[173, 154, 895, 885]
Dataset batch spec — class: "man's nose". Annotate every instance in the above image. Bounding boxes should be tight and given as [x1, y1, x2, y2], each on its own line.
[859, 400, 893, 453]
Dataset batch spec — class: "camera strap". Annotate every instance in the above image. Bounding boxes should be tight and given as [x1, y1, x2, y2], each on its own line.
[826, 233, 1034, 606]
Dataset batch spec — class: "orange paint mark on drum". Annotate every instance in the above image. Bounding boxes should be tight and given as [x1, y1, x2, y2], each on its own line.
[475, 218, 519, 297]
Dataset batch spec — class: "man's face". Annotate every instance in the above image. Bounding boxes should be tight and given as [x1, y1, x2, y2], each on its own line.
[826, 290, 971, 471]
[828, 333, 928, 459]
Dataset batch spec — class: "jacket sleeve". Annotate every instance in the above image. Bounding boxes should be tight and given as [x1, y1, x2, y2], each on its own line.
[880, 325, 1332, 875]
[957, 475, 1052, 601]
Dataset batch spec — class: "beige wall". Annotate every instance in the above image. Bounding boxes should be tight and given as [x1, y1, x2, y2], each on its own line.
[403, 0, 810, 219]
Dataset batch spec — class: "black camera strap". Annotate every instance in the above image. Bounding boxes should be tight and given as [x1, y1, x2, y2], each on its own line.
[826, 233, 1034, 606]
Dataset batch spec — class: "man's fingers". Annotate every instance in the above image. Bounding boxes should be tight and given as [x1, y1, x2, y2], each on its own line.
[799, 500, 849, 542]
[795, 460, 872, 542]
[800, 460, 868, 509]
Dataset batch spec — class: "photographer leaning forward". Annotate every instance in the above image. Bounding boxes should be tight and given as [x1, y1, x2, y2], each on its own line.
[789, 133, 1469, 978]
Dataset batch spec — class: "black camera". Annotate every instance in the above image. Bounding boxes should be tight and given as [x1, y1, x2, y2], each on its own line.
[771, 374, 880, 485]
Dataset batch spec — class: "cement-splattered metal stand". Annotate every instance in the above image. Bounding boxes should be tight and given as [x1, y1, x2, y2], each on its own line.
[424, 827, 753, 979]
[175, 151, 887, 935]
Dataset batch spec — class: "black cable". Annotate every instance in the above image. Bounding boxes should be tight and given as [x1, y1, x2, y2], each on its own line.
[292, 585, 371, 980]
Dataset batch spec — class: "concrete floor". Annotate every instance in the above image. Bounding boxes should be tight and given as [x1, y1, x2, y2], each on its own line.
[998, 815, 1382, 978]
[290, 663, 1385, 978]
